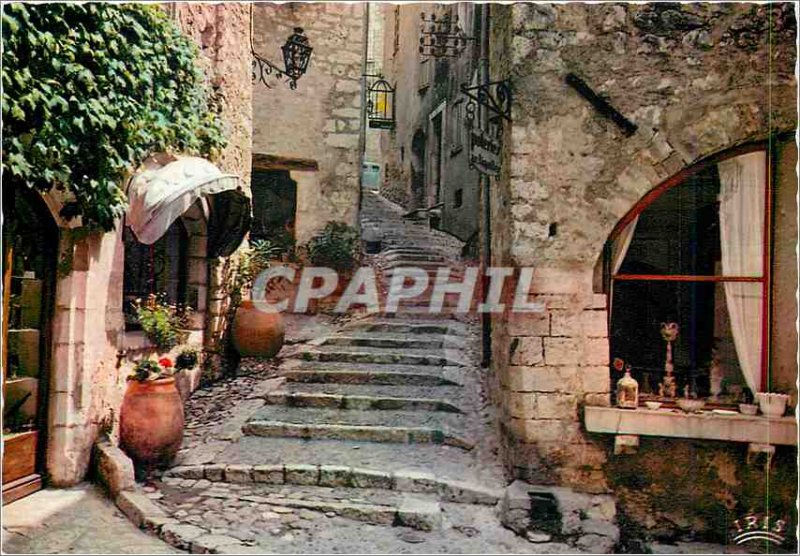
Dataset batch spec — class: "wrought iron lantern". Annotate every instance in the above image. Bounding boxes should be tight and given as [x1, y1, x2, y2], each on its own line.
[250, 5, 312, 90]
[281, 27, 313, 82]
[366, 76, 395, 129]
[419, 12, 472, 58]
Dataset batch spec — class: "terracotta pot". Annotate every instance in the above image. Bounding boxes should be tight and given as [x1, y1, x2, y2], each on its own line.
[119, 377, 184, 468]
[232, 299, 285, 357]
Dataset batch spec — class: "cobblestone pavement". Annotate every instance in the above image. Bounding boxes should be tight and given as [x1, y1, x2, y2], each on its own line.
[2, 484, 176, 554]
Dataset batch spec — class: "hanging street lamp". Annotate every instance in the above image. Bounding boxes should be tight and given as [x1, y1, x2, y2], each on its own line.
[281, 27, 313, 82]
[250, 5, 312, 90]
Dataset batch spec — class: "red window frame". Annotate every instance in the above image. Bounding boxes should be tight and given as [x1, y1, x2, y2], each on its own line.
[605, 142, 773, 391]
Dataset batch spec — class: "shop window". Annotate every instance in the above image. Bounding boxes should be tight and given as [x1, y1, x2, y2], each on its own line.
[606, 150, 769, 403]
[123, 220, 189, 330]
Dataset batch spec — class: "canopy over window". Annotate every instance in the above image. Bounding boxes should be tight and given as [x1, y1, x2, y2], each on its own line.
[126, 155, 250, 256]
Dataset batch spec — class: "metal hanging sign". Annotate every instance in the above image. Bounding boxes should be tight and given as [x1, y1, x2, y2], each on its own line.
[462, 77, 512, 176]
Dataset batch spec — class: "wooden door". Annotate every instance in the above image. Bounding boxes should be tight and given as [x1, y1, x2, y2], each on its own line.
[2, 186, 57, 504]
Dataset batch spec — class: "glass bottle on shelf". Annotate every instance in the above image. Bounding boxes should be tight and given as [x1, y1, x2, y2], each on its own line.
[616, 365, 639, 409]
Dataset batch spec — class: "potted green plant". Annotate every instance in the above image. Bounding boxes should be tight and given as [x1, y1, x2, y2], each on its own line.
[304, 221, 360, 311]
[231, 239, 287, 358]
[132, 295, 191, 351]
[119, 357, 184, 474]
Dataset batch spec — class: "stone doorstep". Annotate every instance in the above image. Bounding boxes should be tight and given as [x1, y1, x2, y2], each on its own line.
[320, 335, 446, 350]
[263, 391, 462, 413]
[241, 420, 475, 450]
[164, 464, 501, 506]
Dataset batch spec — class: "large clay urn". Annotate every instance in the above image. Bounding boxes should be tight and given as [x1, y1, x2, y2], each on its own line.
[232, 299, 285, 357]
[119, 377, 184, 469]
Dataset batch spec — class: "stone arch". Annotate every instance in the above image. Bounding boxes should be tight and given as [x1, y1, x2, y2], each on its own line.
[592, 138, 774, 293]
[179, 199, 210, 335]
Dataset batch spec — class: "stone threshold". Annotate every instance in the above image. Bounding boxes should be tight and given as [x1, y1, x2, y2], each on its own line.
[165, 463, 501, 505]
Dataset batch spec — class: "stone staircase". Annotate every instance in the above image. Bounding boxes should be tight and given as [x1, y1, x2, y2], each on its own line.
[230, 191, 505, 511]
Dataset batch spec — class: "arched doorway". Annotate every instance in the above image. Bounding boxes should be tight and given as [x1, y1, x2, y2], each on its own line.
[2, 184, 59, 503]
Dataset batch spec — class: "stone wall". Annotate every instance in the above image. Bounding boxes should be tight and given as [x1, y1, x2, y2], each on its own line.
[251, 2, 364, 247]
[173, 3, 253, 377]
[488, 1, 797, 539]
[45, 3, 253, 485]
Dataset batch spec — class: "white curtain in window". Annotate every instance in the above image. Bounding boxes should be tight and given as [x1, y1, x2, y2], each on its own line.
[611, 216, 639, 274]
[718, 151, 765, 394]
[609, 215, 638, 316]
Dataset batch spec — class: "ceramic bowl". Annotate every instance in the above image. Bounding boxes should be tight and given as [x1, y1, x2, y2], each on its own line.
[645, 401, 662, 410]
[755, 392, 789, 418]
[738, 403, 758, 416]
[676, 399, 706, 413]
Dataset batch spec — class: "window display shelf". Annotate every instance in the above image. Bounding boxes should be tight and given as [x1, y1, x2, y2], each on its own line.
[584, 406, 796, 446]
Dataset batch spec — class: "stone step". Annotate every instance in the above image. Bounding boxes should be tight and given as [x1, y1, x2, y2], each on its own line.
[382, 253, 446, 263]
[281, 368, 458, 387]
[243, 419, 473, 450]
[246, 404, 467, 432]
[164, 463, 502, 506]
[299, 346, 466, 367]
[273, 381, 464, 401]
[342, 320, 466, 336]
[382, 261, 454, 271]
[158, 479, 442, 532]
[320, 334, 445, 350]
[264, 390, 462, 413]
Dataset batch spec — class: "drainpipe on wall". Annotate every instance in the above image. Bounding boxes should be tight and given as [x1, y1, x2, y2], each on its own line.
[480, 3, 492, 367]
[357, 3, 370, 227]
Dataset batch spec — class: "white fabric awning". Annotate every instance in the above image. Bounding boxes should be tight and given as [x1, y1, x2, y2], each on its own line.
[126, 155, 242, 245]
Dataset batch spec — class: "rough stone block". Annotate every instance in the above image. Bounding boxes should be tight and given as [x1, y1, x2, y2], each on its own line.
[350, 467, 394, 490]
[535, 393, 577, 419]
[507, 312, 550, 336]
[582, 366, 611, 393]
[253, 464, 284, 484]
[116, 490, 166, 529]
[396, 497, 442, 531]
[285, 464, 320, 486]
[507, 366, 579, 393]
[583, 310, 608, 338]
[204, 464, 225, 482]
[549, 311, 581, 338]
[94, 440, 135, 498]
[508, 392, 536, 418]
[585, 338, 610, 366]
[191, 534, 242, 554]
[393, 470, 439, 493]
[544, 338, 581, 366]
[161, 523, 207, 551]
[168, 465, 205, 480]
[584, 393, 612, 407]
[510, 337, 544, 366]
[438, 480, 502, 505]
[224, 464, 253, 483]
[318, 465, 352, 487]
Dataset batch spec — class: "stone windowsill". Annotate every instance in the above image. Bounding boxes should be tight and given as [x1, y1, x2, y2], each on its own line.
[584, 406, 797, 446]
